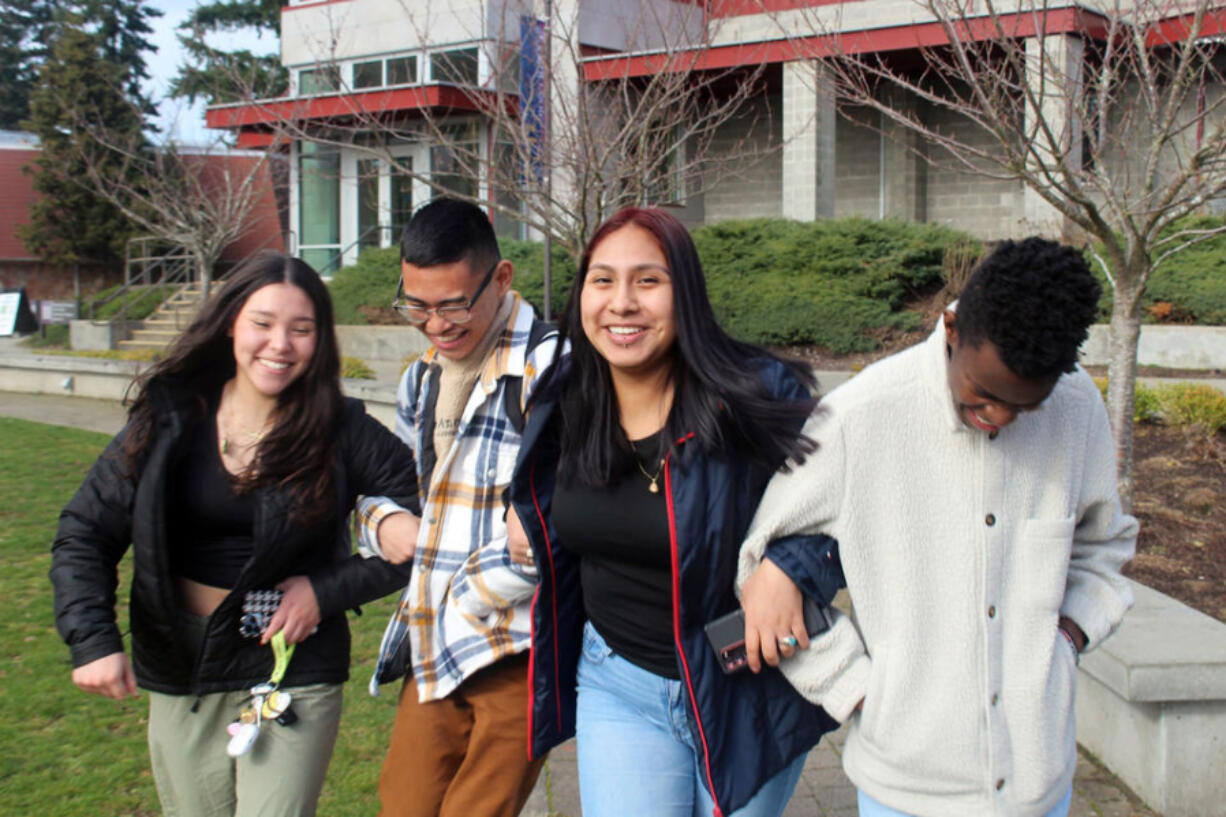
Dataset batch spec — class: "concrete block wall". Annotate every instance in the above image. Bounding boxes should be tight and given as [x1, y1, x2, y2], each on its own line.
[925, 106, 1025, 238]
[834, 110, 882, 219]
[703, 93, 784, 223]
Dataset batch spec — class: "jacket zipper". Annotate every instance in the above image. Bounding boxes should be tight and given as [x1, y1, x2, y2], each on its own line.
[526, 460, 562, 760]
[663, 437, 725, 817]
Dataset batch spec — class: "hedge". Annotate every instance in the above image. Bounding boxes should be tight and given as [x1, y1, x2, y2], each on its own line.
[328, 217, 975, 353]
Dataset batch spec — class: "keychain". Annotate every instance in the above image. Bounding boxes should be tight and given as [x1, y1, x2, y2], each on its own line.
[225, 631, 297, 757]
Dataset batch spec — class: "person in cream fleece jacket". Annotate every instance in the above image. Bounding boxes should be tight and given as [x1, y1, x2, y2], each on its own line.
[736, 237, 1137, 817]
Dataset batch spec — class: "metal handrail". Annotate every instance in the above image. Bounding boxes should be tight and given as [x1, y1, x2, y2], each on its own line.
[307, 224, 395, 278]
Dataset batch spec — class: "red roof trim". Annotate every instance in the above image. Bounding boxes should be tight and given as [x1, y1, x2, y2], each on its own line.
[582, 8, 1091, 79]
[206, 85, 489, 129]
[1146, 7, 1226, 46]
[282, 0, 352, 13]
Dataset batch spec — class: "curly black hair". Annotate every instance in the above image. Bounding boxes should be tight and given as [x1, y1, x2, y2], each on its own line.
[955, 237, 1101, 383]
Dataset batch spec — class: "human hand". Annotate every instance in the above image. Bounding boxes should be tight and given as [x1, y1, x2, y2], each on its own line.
[506, 507, 534, 566]
[263, 575, 321, 645]
[378, 511, 421, 565]
[741, 558, 809, 673]
[1058, 615, 1087, 653]
[72, 651, 138, 700]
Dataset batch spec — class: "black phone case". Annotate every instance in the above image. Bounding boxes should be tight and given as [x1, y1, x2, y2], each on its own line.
[703, 596, 834, 674]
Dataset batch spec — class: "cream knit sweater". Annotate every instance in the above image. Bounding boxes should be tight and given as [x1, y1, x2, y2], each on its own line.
[737, 316, 1136, 817]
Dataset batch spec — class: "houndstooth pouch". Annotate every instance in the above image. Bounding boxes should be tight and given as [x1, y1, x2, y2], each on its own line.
[239, 589, 283, 638]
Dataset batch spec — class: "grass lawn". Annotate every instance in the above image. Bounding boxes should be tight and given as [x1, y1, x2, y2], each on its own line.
[0, 417, 405, 815]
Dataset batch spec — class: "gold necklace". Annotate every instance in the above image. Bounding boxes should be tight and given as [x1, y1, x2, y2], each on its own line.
[631, 443, 664, 494]
[218, 385, 273, 457]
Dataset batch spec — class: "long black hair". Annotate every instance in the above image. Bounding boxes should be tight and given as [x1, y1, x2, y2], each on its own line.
[123, 252, 343, 521]
[551, 207, 817, 488]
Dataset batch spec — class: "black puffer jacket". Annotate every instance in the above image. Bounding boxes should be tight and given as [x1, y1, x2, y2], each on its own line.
[51, 386, 418, 695]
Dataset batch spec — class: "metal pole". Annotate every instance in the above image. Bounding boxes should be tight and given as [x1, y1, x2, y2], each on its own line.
[542, 0, 553, 321]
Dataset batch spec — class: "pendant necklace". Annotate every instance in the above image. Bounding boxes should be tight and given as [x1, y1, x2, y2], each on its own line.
[631, 442, 664, 494]
[219, 386, 273, 457]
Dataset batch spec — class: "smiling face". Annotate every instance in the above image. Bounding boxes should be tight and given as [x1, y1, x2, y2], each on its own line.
[944, 309, 1056, 434]
[580, 224, 677, 383]
[230, 282, 317, 400]
[399, 256, 512, 361]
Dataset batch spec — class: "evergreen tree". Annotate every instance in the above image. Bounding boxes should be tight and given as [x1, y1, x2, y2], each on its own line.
[170, 0, 286, 105]
[19, 20, 143, 270]
[82, 0, 162, 112]
[0, 0, 55, 130]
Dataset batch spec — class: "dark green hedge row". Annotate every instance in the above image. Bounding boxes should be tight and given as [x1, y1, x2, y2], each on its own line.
[328, 217, 979, 353]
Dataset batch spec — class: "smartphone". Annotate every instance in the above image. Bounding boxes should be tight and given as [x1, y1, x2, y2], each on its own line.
[704, 596, 834, 674]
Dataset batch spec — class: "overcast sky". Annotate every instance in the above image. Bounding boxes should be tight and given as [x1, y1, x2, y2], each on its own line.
[145, 0, 279, 145]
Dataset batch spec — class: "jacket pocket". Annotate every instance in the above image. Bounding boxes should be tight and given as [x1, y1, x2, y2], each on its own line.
[1017, 517, 1076, 615]
[1009, 630, 1078, 804]
[857, 643, 891, 745]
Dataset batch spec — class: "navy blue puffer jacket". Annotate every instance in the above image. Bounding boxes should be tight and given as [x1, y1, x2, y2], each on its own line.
[509, 359, 841, 816]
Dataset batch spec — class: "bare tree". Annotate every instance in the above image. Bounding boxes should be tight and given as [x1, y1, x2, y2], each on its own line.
[75, 116, 283, 297]
[216, 0, 781, 259]
[771, 0, 1226, 506]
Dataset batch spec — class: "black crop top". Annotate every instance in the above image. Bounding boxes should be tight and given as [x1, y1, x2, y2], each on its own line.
[166, 405, 257, 589]
[552, 434, 678, 679]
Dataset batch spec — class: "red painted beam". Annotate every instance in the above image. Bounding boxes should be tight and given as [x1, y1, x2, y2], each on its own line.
[583, 7, 1093, 79]
[206, 85, 491, 129]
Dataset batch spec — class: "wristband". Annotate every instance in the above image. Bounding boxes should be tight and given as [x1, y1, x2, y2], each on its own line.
[1057, 626, 1080, 665]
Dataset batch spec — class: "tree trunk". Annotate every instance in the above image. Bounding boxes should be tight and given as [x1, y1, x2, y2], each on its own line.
[1105, 280, 1144, 511]
[198, 252, 212, 301]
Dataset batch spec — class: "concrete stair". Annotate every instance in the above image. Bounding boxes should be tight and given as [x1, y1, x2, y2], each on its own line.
[116, 282, 222, 352]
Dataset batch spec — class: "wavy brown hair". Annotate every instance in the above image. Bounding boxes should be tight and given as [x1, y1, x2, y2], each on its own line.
[122, 252, 342, 523]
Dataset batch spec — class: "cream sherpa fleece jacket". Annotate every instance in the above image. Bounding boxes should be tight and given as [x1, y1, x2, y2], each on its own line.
[737, 316, 1136, 817]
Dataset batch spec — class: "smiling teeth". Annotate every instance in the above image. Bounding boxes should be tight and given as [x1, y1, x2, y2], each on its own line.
[262, 360, 290, 370]
[609, 327, 641, 335]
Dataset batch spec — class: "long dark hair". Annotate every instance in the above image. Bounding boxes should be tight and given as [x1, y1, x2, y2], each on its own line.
[551, 207, 817, 488]
[123, 252, 343, 521]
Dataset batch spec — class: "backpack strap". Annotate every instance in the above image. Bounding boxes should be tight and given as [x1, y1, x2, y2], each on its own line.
[504, 318, 557, 434]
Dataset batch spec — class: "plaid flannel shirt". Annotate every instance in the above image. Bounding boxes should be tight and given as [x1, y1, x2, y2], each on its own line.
[358, 293, 558, 702]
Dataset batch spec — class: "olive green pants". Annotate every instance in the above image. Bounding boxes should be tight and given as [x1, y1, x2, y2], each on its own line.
[146, 613, 344, 817]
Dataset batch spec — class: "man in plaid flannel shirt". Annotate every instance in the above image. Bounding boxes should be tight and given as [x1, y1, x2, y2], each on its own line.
[357, 199, 558, 817]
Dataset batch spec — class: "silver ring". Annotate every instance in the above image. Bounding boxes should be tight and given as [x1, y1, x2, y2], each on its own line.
[778, 635, 799, 649]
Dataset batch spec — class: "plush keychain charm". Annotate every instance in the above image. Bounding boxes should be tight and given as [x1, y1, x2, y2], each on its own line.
[225, 631, 297, 758]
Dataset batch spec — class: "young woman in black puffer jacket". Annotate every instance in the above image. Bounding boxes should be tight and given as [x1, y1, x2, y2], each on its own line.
[52, 252, 417, 817]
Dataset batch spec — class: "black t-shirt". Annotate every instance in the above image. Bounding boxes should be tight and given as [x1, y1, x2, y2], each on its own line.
[166, 406, 257, 589]
[552, 434, 678, 679]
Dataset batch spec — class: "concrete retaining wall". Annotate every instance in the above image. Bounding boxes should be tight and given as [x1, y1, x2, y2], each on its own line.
[1081, 325, 1226, 371]
[1077, 580, 1226, 817]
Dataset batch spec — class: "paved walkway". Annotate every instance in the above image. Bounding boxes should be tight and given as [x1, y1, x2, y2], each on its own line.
[0, 366, 1162, 817]
[521, 726, 1158, 817]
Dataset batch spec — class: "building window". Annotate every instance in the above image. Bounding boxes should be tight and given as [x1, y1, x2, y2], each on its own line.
[387, 56, 418, 86]
[644, 126, 686, 206]
[390, 160, 415, 241]
[299, 142, 340, 274]
[299, 66, 339, 95]
[432, 47, 479, 86]
[353, 60, 382, 89]
[431, 124, 480, 200]
[357, 159, 381, 251]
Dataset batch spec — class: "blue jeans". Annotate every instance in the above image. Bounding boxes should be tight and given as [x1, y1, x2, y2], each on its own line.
[857, 787, 1073, 817]
[575, 622, 807, 817]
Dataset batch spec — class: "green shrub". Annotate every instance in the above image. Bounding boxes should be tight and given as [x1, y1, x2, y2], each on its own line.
[341, 356, 376, 379]
[327, 241, 577, 325]
[88, 284, 178, 321]
[20, 325, 69, 348]
[1094, 377, 1163, 423]
[1092, 215, 1226, 325]
[695, 217, 975, 352]
[1155, 382, 1226, 434]
[328, 247, 402, 325]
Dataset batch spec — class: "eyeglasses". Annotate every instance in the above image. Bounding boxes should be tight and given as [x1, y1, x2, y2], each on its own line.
[392, 259, 499, 326]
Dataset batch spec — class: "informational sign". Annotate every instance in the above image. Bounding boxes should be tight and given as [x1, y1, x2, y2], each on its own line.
[38, 300, 77, 325]
[0, 288, 37, 336]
